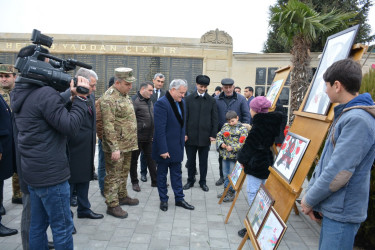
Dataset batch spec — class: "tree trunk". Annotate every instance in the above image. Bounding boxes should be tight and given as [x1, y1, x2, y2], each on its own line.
[289, 35, 312, 125]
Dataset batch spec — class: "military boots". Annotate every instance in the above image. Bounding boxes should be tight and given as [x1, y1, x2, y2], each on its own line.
[106, 206, 128, 219]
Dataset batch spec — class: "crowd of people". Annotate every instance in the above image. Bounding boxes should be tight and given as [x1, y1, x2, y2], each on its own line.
[0, 44, 374, 250]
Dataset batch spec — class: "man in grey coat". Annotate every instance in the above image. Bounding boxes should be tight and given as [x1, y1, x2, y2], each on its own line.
[183, 75, 218, 192]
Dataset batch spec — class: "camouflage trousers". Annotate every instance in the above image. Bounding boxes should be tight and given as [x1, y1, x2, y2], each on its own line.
[104, 151, 131, 207]
[12, 173, 22, 198]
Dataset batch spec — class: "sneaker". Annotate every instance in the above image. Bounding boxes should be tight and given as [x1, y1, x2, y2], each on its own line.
[223, 193, 234, 202]
[238, 228, 247, 238]
[217, 192, 224, 198]
[119, 196, 139, 206]
[106, 206, 128, 219]
[140, 175, 147, 182]
[215, 177, 224, 186]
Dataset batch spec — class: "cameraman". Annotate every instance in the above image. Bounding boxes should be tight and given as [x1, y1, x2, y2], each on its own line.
[11, 45, 90, 250]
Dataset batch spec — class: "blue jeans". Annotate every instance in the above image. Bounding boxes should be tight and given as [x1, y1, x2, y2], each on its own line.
[319, 216, 360, 250]
[222, 159, 235, 193]
[246, 174, 266, 206]
[28, 181, 74, 250]
[98, 139, 106, 192]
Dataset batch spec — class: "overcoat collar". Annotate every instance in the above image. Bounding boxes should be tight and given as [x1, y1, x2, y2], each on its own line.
[166, 90, 184, 127]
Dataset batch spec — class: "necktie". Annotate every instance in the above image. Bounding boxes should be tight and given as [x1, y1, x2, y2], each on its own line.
[176, 102, 182, 117]
[157, 89, 160, 99]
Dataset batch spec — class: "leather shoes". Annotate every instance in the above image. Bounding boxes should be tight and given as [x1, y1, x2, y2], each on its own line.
[200, 184, 209, 192]
[160, 201, 168, 212]
[175, 200, 194, 210]
[93, 172, 98, 180]
[48, 241, 54, 249]
[0, 223, 18, 237]
[141, 175, 147, 182]
[132, 183, 141, 192]
[12, 197, 23, 204]
[77, 210, 104, 219]
[0, 204, 5, 216]
[72, 226, 77, 235]
[183, 182, 194, 190]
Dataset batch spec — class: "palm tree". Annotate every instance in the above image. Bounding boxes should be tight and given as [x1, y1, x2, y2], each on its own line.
[270, 0, 357, 124]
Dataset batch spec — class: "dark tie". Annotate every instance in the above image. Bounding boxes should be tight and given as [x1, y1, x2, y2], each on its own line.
[176, 102, 182, 117]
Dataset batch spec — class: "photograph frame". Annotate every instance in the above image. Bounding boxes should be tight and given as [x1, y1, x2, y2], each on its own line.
[303, 25, 359, 115]
[256, 67, 267, 85]
[267, 67, 278, 84]
[229, 161, 245, 191]
[272, 132, 310, 183]
[256, 207, 287, 250]
[265, 79, 285, 107]
[246, 184, 275, 237]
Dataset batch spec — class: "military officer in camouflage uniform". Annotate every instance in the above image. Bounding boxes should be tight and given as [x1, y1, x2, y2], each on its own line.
[101, 67, 139, 218]
[0, 64, 22, 213]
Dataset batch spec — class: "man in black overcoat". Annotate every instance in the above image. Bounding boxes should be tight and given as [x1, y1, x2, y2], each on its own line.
[183, 75, 218, 192]
[61, 68, 103, 219]
[0, 94, 18, 236]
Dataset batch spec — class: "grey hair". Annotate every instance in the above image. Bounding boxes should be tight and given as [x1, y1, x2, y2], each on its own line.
[75, 68, 98, 82]
[169, 79, 188, 90]
[153, 73, 165, 80]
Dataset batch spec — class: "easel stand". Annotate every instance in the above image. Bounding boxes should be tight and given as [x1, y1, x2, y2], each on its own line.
[238, 219, 259, 250]
[218, 168, 246, 224]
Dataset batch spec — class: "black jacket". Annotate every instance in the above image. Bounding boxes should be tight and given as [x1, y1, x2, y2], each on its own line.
[185, 91, 218, 147]
[10, 78, 87, 187]
[0, 95, 15, 181]
[237, 111, 283, 179]
[132, 92, 154, 142]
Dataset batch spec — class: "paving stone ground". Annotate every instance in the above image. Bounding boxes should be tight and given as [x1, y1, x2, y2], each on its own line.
[0, 144, 320, 249]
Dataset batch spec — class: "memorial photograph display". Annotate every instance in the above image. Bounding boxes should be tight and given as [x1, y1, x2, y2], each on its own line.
[272, 132, 310, 183]
[255, 86, 265, 97]
[229, 161, 244, 188]
[256, 207, 287, 250]
[256, 68, 267, 84]
[246, 184, 275, 236]
[267, 67, 278, 84]
[303, 25, 359, 115]
[266, 79, 284, 106]
[279, 87, 290, 105]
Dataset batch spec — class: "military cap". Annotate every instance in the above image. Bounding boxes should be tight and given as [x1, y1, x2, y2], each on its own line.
[0, 64, 16, 74]
[114, 67, 136, 83]
[196, 75, 210, 85]
[221, 78, 234, 85]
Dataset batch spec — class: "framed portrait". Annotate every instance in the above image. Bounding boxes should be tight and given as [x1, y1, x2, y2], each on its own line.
[303, 25, 359, 115]
[272, 132, 310, 183]
[229, 161, 244, 190]
[267, 67, 278, 84]
[256, 68, 267, 85]
[256, 207, 287, 250]
[284, 73, 291, 85]
[246, 184, 275, 236]
[255, 86, 265, 97]
[266, 79, 284, 106]
[279, 87, 290, 105]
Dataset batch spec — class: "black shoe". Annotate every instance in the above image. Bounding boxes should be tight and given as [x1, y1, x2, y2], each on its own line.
[238, 228, 247, 238]
[72, 226, 77, 235]
[215, 177, 224, 186]
[77, 210, 104, 219]
[141, 175, 147, 182]
[100, 190, 104, 197]
[48, 241, 55, 249]
[0, 223, 18, 237]
[11, 197, 23, 204]
[160, 201, 168, 212]
[70, 195, 77, 207]
[200, 184, 209, 192]
[0, 205, 5, 216]
[175, 200, 194, 210]
[93, 172, 98, 180]
[183, 182, 194, 190]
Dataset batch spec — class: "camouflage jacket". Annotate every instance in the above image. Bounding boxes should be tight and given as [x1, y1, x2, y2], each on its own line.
[0, 87, 11, 107]
[216, 122, 248, 160]
[100, 86, 138, 153]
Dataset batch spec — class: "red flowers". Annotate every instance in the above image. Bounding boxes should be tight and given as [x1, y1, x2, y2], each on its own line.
[284, 125, 290, 137]
[223, 132, 230, 137]
[239, 136, 246, 143]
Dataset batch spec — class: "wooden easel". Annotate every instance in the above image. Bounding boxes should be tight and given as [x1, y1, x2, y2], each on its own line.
[237, 43, 368, 250]
[265, 44, 368, 222]
[218, 164, 246, 224]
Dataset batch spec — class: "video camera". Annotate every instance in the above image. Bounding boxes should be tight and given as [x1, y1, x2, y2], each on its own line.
[14, 29, 91, 94]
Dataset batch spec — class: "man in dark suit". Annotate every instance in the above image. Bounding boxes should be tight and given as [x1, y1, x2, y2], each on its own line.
[61, 68, 103, 220]
[152, 79, 194, 212]
[141, 73, 166, 183]
[0, 93, 18, 237]
[183, 75, 218, 192]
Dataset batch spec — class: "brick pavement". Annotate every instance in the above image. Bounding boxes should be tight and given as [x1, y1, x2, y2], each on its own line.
[0, 145, 320, 249]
